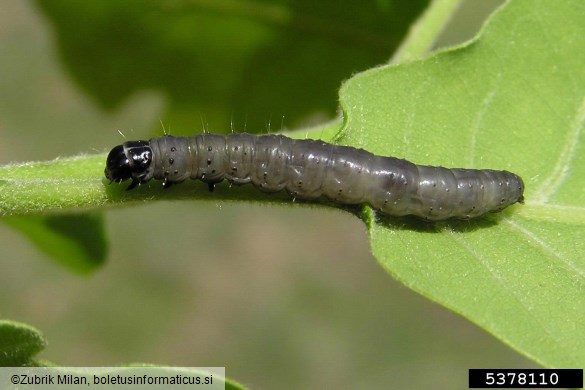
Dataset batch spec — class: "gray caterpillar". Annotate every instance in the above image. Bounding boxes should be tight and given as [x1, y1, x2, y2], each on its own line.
[105, 133, 524, 220]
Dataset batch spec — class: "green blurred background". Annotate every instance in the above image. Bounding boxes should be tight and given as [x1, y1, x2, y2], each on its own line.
[0, 0, 539, 388]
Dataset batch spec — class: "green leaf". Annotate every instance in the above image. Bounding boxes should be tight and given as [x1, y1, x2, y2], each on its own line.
[0, 322, 247, 389]
[34, 0, 429, 132]
[0, 320, 47, 366]
[338, 0, 585, 367]
[2, 0, 582, 370]
[3, 213, 108, 274]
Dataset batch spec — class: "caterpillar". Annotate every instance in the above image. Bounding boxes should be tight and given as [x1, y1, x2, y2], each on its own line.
[104, 133, 524, 220]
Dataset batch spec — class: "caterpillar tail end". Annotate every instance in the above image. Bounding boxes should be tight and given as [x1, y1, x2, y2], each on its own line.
[515, 174, 525, 204]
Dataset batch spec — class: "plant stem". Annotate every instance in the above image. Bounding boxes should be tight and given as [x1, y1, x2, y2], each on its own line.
[390, 0, 463, 64]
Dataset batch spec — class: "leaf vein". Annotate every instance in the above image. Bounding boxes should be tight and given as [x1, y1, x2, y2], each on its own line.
[445, 230, 560, 349]
[504, 219, 585, 279]
[533, 96, 585, 202]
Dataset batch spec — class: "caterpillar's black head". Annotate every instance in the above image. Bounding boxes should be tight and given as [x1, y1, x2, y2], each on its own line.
[105, 141, 153, 190]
